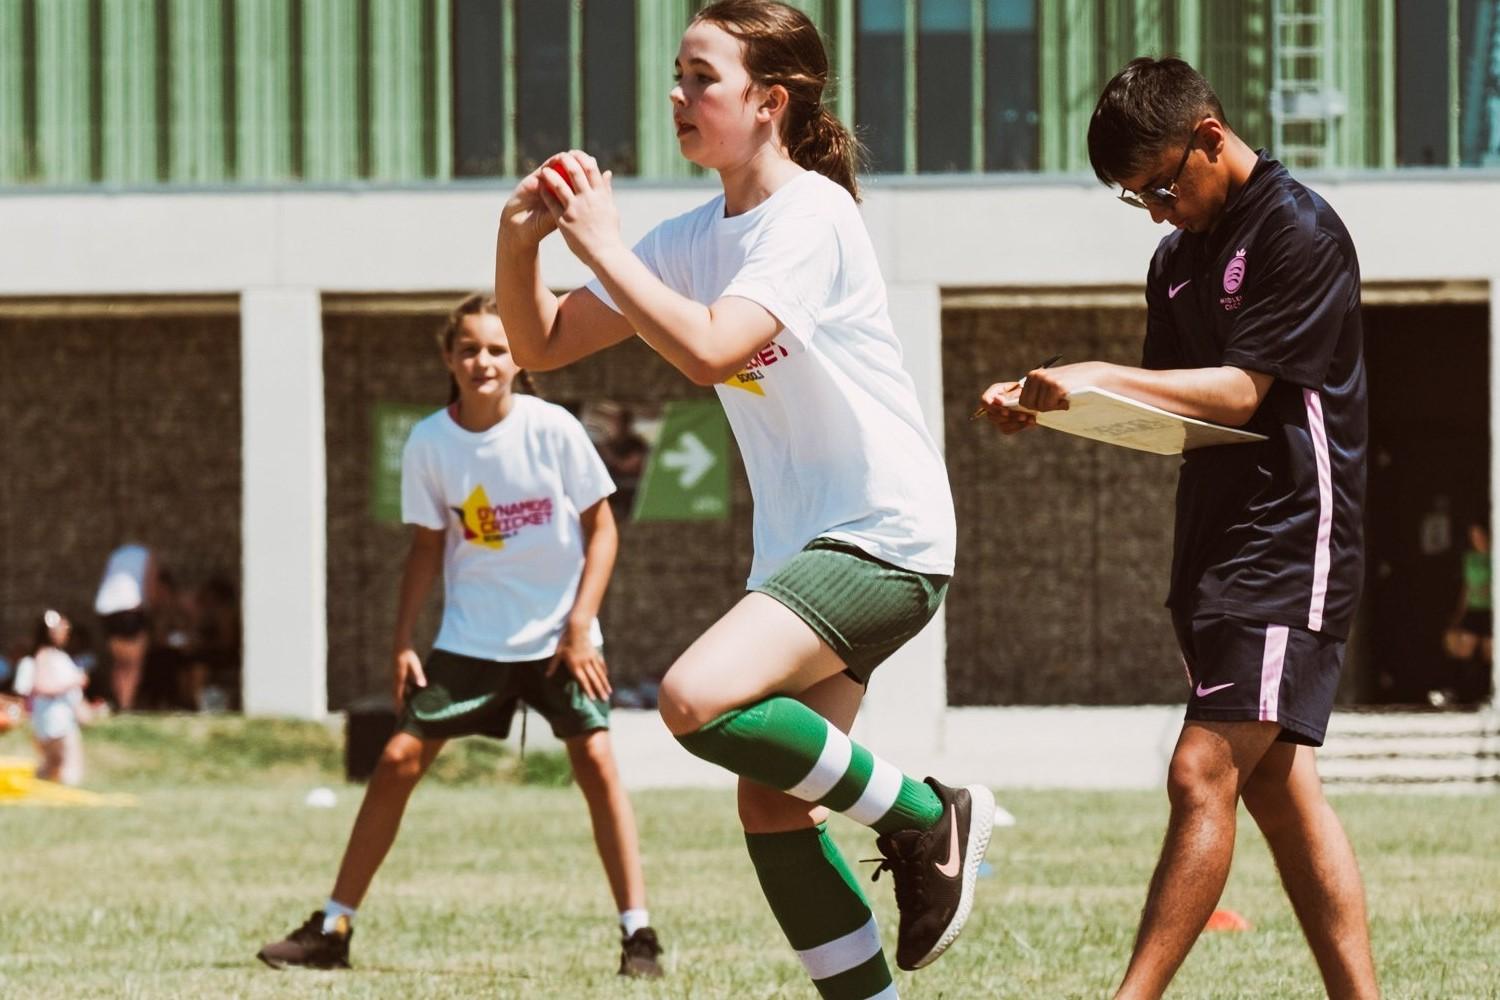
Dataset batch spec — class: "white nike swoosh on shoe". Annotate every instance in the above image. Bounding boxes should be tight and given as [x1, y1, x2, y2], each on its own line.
[934, 809, 961, 878]
[1168, 279, 1192, 298]
[1195, 681, 1235, 697]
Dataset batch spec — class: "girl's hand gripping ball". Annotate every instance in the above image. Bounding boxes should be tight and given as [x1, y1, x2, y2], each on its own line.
[543, 154, 577, 196]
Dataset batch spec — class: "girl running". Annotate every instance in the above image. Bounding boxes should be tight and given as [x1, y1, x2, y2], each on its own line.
[494, 3, 993, 996]
[257, 293, 663, 978]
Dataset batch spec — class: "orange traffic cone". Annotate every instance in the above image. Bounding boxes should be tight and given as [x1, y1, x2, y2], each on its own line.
[1204, 908, 1251, 932]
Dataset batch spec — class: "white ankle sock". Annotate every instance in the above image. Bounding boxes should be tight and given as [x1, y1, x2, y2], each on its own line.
[323, 899, 357, 934]
[620, 908, 650, 937]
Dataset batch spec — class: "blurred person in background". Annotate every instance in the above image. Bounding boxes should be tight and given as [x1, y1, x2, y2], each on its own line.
[12, 610, 92, 785]
[1440, 521, 1493, 705]
[180, 574, 242, 712]
[94, 542, 160, 711]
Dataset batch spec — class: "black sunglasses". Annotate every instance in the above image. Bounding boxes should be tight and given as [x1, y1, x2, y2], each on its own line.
[1118, 122, 1204, 210]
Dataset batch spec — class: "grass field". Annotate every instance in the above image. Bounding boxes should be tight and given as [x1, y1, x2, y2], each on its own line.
[1, 716, 1497, 999]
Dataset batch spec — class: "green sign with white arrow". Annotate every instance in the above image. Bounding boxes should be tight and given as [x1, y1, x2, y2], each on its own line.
[371, 402, 432, 524]
[632, 399, 731, 522]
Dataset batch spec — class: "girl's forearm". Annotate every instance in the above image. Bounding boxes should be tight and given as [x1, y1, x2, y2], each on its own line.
[392, 542, 443, 650]
[587, 245, 726, 384]
[495, 239, 562, 370]
[568, 511, 618, 629]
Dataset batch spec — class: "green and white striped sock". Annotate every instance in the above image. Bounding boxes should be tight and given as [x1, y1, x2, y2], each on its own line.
[746, 824, 898, 1000]
[676, 696, 941, 834]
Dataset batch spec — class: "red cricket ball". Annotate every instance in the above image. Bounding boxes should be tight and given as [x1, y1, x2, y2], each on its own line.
[544, 155, 576, 194]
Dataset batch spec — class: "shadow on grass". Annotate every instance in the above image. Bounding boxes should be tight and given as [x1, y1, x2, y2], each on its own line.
[212, 960, 504, 978]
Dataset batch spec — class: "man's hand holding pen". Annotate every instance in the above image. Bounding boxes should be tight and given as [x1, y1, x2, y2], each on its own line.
[973, 357, 1116, 434]
[972, 353, 1059, 434]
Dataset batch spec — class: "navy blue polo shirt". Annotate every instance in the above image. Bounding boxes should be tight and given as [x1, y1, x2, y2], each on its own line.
[1142, 153, 1367, 638]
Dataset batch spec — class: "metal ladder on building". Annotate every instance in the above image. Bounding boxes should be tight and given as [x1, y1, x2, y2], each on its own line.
[1269, 0, 1346, 170]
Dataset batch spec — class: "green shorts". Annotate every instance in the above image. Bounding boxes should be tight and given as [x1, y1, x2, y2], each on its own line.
[753, 536, 950, 684]
[398, 649, 610, 742]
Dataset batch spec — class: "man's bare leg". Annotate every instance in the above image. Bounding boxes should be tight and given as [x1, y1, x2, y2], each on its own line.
[1114, 721, 1282, 1000]
[1241, 742, 1379, 999]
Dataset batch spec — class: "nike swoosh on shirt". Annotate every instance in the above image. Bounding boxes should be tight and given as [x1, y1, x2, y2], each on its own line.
[1168, 280, 1192, 299]
[934, 809, 961, 878]
[1195, 681, 1235, 697]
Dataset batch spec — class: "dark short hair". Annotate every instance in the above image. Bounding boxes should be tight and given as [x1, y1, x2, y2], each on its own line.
[1087, 57, 1228, 186]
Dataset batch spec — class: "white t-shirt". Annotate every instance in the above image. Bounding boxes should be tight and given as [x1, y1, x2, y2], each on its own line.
[401, 395, 615, 661]
[587, 170, 955, 586]
[95, 543, 150, 614]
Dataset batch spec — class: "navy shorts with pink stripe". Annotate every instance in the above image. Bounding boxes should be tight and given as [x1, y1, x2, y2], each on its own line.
[1172, 613, 1345, 747]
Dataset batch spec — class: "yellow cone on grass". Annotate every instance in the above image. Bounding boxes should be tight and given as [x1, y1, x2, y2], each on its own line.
[0, 756, 135, 807]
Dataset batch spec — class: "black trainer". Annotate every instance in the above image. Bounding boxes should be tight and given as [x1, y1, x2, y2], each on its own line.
[618, 926, 664, 978]
[872, 778, 996, 971]
[256, 911, 352, 970]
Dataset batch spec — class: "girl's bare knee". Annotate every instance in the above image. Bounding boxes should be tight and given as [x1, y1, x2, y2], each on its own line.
[657, 671, 718, 735]
[567, 731, 617, 783]
[375, 738, 428, 785]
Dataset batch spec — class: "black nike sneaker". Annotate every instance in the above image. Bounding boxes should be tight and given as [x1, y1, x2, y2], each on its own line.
[872, 778, 996, 971]
[618, 926, 664, 978]
[256, 911, 353, 970]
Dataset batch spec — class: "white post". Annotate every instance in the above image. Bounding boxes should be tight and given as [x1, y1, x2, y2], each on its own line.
[853, 282, 948, 760]
[1491, 277, 1500, 709]
[241, 288, 328, 718]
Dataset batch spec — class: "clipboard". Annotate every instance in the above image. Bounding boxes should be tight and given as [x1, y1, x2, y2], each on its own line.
[1010, 386, 1268, 455]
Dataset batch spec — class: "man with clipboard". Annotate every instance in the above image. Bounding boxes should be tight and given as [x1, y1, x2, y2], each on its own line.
[978, 58, 1378, 1000]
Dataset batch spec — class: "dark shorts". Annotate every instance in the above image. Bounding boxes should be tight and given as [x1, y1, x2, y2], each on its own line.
[753, 536, 950, 684]
[397, 649, 609, 742]
[101, 610, 149, 640]
[1173, 613, 1344, 747]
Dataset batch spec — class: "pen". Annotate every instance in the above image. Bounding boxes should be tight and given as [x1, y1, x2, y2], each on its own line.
[970, 353, 1063, 421]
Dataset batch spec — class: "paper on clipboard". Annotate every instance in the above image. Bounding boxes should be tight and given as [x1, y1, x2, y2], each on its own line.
[1009, 386, 1267, 455]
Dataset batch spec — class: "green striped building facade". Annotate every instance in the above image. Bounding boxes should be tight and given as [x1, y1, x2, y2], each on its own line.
[1, 0, 1496, 188]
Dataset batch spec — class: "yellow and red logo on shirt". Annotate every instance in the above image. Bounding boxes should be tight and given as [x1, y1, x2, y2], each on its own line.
[722, 339, 791, 396]
[451, 485, 554, 550]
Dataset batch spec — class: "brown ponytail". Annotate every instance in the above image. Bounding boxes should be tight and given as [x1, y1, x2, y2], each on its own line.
[694, 0, 864, 201]
[438, 292, 541, 403]
[788, 104, 860, 201]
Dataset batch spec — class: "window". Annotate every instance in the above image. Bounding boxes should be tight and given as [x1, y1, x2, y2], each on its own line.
[917, 0, 973, 172]
[984, 0, 1037, 171]
[515, 0, 570, 172]
[1396, 0, 1449, 165]
[856, 0, 906, 173]
[856, 0, 1038, 175]
[583, 0, 637, 175]
[1458, 0, 1500, 165]
[452, 0, 504, 177]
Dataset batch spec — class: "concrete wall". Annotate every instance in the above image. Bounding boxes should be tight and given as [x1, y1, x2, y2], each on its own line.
[942, 301, 1183, 705]
[0, 303, 242, 698]
[3, 172, 1498, 717]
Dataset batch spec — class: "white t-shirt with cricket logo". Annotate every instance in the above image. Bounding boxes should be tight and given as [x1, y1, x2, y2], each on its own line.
[587, 170, 955, 587]
[401, 395, 615, 661]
